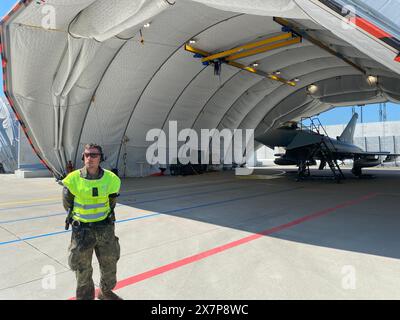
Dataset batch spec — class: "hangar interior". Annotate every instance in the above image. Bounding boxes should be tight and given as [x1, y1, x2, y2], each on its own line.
[2, 0, 400, 301]
[1, 0, 400, 178]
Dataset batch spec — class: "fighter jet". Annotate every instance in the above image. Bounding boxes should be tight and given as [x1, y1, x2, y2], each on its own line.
[255, 113, 399, 181]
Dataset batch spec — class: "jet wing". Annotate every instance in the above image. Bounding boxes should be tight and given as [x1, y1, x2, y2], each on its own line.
[383, 154, 400, 162]
[352, 151, 400, 162]
[355, 151, 390, 156]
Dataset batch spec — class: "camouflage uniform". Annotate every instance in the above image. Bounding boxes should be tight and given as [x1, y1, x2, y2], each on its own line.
[63, 167, 120, 300]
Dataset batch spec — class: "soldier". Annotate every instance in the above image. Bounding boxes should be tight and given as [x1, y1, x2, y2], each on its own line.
[62, 143, 122, 300]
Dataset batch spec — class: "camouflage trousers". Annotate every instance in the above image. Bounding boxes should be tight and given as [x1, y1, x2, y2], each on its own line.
[68, 222, 120, 300]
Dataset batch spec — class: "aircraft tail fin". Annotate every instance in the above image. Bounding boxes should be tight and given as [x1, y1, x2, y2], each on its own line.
[339, 113, 358, 144]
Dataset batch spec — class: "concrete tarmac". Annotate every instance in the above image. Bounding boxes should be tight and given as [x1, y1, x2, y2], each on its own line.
[0, 167, 399, 299]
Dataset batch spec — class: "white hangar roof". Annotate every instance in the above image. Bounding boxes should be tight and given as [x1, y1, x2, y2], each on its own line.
[1, 0, 400, 178]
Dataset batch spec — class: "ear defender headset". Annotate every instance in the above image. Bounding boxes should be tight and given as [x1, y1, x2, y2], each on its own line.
[82, 146, 105, 162]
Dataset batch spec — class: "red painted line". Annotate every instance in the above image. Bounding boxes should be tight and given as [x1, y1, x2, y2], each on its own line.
[2, 15, 10, 23]
[351, 17, 391, 39]
[68, 192, 378, 300]
[13, 3, 21, 12]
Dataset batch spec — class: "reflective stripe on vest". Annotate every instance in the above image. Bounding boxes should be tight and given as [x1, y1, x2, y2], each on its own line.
[73, 199, 110, 223]
[73, 201, 108, 210]
[73, 212, 109, 220]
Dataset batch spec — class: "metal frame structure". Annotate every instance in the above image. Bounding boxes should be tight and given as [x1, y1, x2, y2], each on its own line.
[185, 32, 302, 87]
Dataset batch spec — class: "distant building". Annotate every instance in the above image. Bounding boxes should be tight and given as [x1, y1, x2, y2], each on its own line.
[324, 122, 400, 166]
[0, 97, 51, 177]
[256, 121, 400, 166]
[0, 99, 18, 172]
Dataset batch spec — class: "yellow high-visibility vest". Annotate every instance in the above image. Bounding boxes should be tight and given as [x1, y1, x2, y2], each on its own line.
[62, 169, 121, 223]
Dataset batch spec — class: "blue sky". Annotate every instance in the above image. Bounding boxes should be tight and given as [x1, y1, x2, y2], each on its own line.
[316, 102, 400, 125]
[1, 0, 18, 22]
[1, 1, 399, 126]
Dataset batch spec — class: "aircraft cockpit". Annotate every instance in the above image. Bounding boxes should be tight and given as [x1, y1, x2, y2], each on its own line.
[279, 121, 299, 130]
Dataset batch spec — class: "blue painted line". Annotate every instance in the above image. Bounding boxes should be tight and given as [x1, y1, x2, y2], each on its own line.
[115, 212, 163, 224]
[0, 230, 72, 246]
[116, 187, 300, 223]
[131, 185, 244, 205]
[121, 180, 235, 198]
[0, 212, 66, 224]
[0, 187, 301, 246]
[0, 184, 244, 224]
[0, 212, 165, 246]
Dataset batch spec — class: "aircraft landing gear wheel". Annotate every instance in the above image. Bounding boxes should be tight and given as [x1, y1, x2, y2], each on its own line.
[351, 167, 362, 177]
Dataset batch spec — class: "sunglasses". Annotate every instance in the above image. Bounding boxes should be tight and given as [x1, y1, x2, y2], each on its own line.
[83, 153, 101, 158]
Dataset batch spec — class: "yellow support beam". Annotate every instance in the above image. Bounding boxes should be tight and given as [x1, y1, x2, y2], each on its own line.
[201, 33, 293, 63]
[184, 44, 210, 56]
[225, 37, 302, 61]
[227, 61, 257, 73]
[184, 43, 297, 86]
[227, 61, 296, 86]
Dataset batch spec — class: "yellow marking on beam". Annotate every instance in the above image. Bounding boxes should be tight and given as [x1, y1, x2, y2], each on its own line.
[225, 37, 302, 61]
[268, 76, 294, 85]
[201, 33, 293, 62]
[227, 61, 296, 86]
[184, 44, 210, 56]
[227, 61, 257, 73]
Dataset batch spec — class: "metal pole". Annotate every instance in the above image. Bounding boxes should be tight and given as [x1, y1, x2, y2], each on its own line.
[384, 103, 387, 122]
[18, 125, 21, 170]
[378, 136, 381, 152]
[394, 136, 398, 167]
